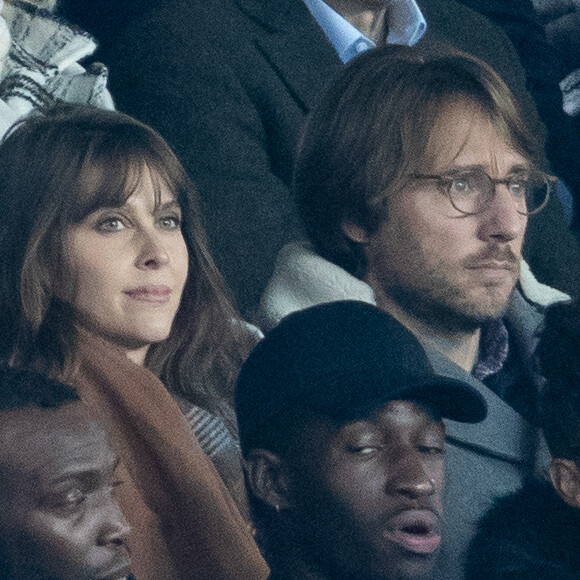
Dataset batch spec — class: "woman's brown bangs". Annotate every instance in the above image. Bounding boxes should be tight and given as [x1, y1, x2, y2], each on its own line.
[67, 145, 161, 223]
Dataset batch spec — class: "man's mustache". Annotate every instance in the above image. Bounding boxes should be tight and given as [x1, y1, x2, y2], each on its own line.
[464, 245, 520, 271]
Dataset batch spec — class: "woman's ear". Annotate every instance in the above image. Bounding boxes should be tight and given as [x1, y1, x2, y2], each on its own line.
[243, 449, 291, 510]
[550, 458, 580, 508]
[342, 220, 370, 244]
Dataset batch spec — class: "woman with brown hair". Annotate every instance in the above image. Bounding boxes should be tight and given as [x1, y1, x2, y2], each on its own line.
[0, 103, 268, 580]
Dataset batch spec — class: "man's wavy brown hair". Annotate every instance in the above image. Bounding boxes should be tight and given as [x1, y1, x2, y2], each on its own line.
[295, 44, 546, 278]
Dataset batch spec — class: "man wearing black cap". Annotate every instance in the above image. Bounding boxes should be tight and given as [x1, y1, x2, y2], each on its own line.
[236, 301, 486, 580]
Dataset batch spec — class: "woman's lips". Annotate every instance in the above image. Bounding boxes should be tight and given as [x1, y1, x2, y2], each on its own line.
[124, 286, 171, 304]
[383, 510, 441, 555]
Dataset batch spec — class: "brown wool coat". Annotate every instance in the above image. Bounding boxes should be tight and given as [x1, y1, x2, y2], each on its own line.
[71, 330, 268, 580]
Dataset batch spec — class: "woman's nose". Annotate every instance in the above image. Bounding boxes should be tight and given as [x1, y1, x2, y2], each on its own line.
[135, 230, 170, 269]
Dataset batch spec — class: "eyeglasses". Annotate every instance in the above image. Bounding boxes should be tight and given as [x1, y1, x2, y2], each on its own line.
[409, 169, 555, 216]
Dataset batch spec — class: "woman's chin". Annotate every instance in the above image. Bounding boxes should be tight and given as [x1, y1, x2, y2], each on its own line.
[79, 323, 173, 358]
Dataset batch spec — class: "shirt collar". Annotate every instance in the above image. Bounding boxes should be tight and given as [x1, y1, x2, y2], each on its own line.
[303, 0, 426, 63]
[386, 0, 427, 46]
[303, 0, 373, 63]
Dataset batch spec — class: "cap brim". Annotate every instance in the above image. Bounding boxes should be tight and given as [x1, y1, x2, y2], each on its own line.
[391, 377, 488, 423]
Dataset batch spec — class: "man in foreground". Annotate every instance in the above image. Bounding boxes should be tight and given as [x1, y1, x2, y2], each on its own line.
[0, 367, 132, 580]
[236, 301, 486, 580]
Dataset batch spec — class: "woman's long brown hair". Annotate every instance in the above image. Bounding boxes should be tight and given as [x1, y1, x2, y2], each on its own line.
[0, 104, 255, 411]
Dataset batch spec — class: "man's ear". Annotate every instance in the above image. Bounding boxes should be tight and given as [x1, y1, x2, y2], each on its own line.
[244, 449, 291, 510]
[549, 458, 580, 508]
[342, 220, 370, 244]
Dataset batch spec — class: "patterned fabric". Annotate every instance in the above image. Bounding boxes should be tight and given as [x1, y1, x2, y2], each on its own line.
[561, 68, 580, 116]
[174, 394, 250, 521]
[472, 318, 510, 382]
[184, 404, 236, 457]
[0, 0, 114, 139]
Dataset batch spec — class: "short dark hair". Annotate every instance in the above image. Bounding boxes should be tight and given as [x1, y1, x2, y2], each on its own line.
[295, 44, 545, 277]
[537, 300, 580, 460]
[0, 366, 79, 411]
[0, 366, 81, 579]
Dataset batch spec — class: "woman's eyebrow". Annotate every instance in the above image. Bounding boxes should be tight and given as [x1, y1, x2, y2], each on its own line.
[156, 200, 181, 212]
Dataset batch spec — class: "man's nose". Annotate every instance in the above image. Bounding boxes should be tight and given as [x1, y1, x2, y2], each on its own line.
[98, 496, 132, 547]
[387, 454, 437, 500]
[478, 184, 527, 243]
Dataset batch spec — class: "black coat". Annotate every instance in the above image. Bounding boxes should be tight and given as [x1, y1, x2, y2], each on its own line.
[466, 478, 580, 580]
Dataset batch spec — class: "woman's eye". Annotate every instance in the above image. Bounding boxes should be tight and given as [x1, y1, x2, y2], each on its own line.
[158, 215, 181, 230]
[96, 217, 125, 233]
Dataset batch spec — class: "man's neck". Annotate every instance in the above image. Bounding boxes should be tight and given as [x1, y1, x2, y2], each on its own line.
[373, 289, 482, 373]
[268, 539, 332, 580]
[324, 0, 387, 43]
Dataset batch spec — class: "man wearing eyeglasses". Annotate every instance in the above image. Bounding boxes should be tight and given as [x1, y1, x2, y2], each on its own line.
[108, 0, 580, 317]
[258, 44, 570, 580]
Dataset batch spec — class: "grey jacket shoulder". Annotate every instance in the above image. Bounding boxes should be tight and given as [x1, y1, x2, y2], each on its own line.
[424, 294, 550, 580]
[426, 342, 543, 467]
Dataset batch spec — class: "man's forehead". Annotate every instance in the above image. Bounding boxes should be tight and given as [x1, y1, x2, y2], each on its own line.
[339, 399, 443, 428]
[0, 404, 111, 479]
[423, 100, 529, 175]
[300, 399, 443, 435]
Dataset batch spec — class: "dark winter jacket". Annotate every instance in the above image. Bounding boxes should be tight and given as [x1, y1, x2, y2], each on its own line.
[466, 478, 580, 580]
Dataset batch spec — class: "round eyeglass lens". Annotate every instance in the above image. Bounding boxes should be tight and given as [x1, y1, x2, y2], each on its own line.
[523, 173, 550, 214]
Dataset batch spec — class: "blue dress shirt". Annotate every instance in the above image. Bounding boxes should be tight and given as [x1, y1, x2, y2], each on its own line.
[303, 0, 427, 63]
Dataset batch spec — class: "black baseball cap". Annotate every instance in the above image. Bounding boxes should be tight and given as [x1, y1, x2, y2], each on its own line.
[236, 301, 487, 449]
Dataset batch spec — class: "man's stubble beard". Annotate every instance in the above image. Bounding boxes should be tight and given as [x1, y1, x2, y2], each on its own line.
[386, 279, 515, 335]
[381, 247, 519, 334]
